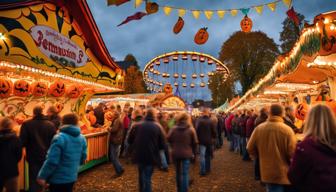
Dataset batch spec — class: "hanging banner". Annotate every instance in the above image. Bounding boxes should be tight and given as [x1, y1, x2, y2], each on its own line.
[204, 10, 214, 20]
[192, 10, 201, 19]
[254, 5, 264, 15]
[178, 9, 186, 17]
[217, 10, 226, 19]
[231, 9, 238, 16]
[267, 2, 277, 12]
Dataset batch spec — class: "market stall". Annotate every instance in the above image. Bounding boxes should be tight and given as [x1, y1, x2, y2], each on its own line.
[0, 0, 125, 190]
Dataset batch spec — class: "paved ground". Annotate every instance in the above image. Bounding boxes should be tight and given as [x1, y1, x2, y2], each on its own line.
[75, 141, 265, 192]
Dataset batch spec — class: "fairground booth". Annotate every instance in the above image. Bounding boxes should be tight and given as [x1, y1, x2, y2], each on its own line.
[0, 0, 125, 190]
[226, 11, 336, 129]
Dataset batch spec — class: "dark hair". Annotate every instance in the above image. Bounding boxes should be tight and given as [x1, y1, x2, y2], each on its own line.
[62, 113, 79, 125]
[33, 106, 43, 117]
[270, 104, 284, 116]
[145, 108, 156, 120]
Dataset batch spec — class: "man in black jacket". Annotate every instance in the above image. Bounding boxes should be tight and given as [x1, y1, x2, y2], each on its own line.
[20, 106, 56, 192]
[196, 108, 217, 176]
[128, 108, 166, 192]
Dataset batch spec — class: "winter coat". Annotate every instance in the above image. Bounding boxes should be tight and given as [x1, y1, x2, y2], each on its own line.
[225, 114, 234, 133]
[108, 117, 124, 145]
[196, 115, 217, 146]
[254, 114, 268, 127]
[38, 125, 87, 184]
[128, 117, 166, 165]
[167, 123, 198, 160]
[232, 116, 240, 135]
[0, 130, 22, 181]
[20, 115, 56, 164]
[288, 137, 336, 192]
[247, 116, 297, 185]
[93, 106, 105, 126]
[238, 114, 248, 137]
[48, 114, 61, 130]
[246, 115, 257, 138]
[283, 115, 300, 133]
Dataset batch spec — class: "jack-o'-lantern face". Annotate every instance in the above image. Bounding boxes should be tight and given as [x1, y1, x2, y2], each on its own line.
[295, 103, 308, 120]
[32, 82, 48, 97]
[55, 102, 64, 113]
[240, 15, 253, 33]
[0, 79, 13, 98]
[194, 27, 209, 45]
[67, 85, 82, 98]
[49, 81, 66, 97]
[163, 83, 173, 94]
[13, 80, 31, 97]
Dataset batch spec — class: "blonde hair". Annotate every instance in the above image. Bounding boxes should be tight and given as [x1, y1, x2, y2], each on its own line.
[175, 112, 192, 128]
[304, 104, 336, 151]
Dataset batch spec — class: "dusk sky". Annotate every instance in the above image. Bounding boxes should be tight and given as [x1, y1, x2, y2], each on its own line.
[87, 0, 336, 102]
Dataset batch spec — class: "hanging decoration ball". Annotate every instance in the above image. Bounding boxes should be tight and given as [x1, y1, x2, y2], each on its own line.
[191, 54, 198, 61]
[48, 81, 66, 97]
[155, 59, 160, 66]
[194, 27, 209, 45]
[166, 73, 170, 78]
[190, 83, 195, 88]
[172, 54, 179, 61]
[0, 79, 13, 98]
[199, 56, 206, 62]
[200, 73, 205, 78]
[163, 57, 170, 63]
[146, 2, 159, 15]
[208, 59, 214, 65]
[173, 73, 179, 78]
[192, 73, 198, 79]
[13, 80, 31, 97]
[200, 82, 206, 87]
[159, 82, 163, 86]
[182, 54, 188, 60]
[157, 71, 161, 75]
[162, 73, 166, 77]
[32, 82, 48, 97]
[240, 15, 253, 33]
[181, 74, 187, 79]
[182, 83, 187, 87]
[149, 68, 154, 72]
[173, 17, 184, 34]
[174, 82, 178, 87]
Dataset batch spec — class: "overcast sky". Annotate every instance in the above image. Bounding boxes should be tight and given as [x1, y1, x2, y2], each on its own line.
[87, 0, 336, 102]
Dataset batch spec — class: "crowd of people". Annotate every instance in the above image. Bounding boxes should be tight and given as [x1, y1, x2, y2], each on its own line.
[1, 102, 336, 192]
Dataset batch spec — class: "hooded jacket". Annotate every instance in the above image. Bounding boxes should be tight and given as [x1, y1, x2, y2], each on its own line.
[196, 115, 217, 145]
[288, 137, 336, 192]
[0, 130, 22, 180]
[167, 122, 198, 160]
[38, 125, 87, 184]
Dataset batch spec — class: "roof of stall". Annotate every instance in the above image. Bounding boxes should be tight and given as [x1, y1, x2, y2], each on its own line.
[0, 0, 121, 71]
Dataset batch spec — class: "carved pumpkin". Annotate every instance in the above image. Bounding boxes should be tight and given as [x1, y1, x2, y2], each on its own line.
[0, 79, 13, 98]
[240, 15, 253, 32]
[146, 2, 159, 14]
[55, 102, 64, 113]
[13, 80, 31, 97]
[194, 27, 209, 45]
[163, 83, 173, 94]
[295, 103, 308, 120]
[32, 82, 48, 97]
[49, 81, 66, 97]
[67, 85, 82, 98]
[173, 17, 184, 34]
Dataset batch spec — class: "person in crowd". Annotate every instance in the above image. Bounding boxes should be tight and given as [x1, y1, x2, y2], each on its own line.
[128, 108, 166, 192]
[238, 111, 248, 158]
[37, 113, 87, 192]
[109, 104, 116, 112]
[209, 113, 219, 149]
[120, 106, 131, 157]
[108, 111, 125, 177]
[167, 112, 198, 192]
[86, 105, 96, 127]
[116, 105, 122, 113]
[167, 113, 176, 130]
[93, 103, 105, 126]
[284, 106, 300, 133]
[225, 113, 235, 151]
[157, 112, 170, 170]
[231, 112, 241, 153]
[288, 104, 336, 192]
[216, 114, 224, 148]
[0, 117, 22, 192]
[245, 110, 257, 143]
[128, 107, 134, 119]
[47, 106, 61, 130]
[196, 108, 217, 176]
[247, 104, 297, 192]
[20, 105, 56, 192]
[85, 105, 94, 113]
[158, 112, 169, 135]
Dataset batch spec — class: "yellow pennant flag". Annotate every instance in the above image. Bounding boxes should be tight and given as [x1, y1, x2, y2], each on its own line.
[204, 10, 214, 20]
[134, 0, 142, 8]
[267, 2, 277, 12]
[192, 10, 201, 19]
[217, 10, 226, 19]
[163, 6, 172, 16]
[254, 5, 264, 15]
[178, 9, 186, 17]
[231, 9, 238, 16]
[282, 0, 292, 8]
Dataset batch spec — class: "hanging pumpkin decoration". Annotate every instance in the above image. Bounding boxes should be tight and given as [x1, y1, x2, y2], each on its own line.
[49, 81, 66, 97]
[295, 103, 308, 120]
[13, 80, 31, 97]
[32, 82, 48, 97]
[67, 85, 83, 98]
[240, 15, 253, 32]
[173, 17, 184, 34]
[0, 79, 13, 98]
[194, 27, 209, 45]
[55, 102, 64, 113]
[146, 2, 159, 14]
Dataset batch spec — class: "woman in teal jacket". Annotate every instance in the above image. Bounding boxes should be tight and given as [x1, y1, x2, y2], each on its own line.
[37, 113, 87, 192]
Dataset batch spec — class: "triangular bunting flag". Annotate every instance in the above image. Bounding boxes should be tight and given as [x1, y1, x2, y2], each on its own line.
[192, 10, 201, 19]
[107, 0, 130, 6]
[231, 9, 238, 16]
[134, 0, 142, 8]
[204, 10, 214, 20]
[217, 10, 226, 19]
[241, 8, 250, 15]
[163, 6, 172, 16]
[178, 9, 186, 17]
[254, 5, 264, 15]
[267, 2, 277, 12]
[282, 0, 292, 8]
